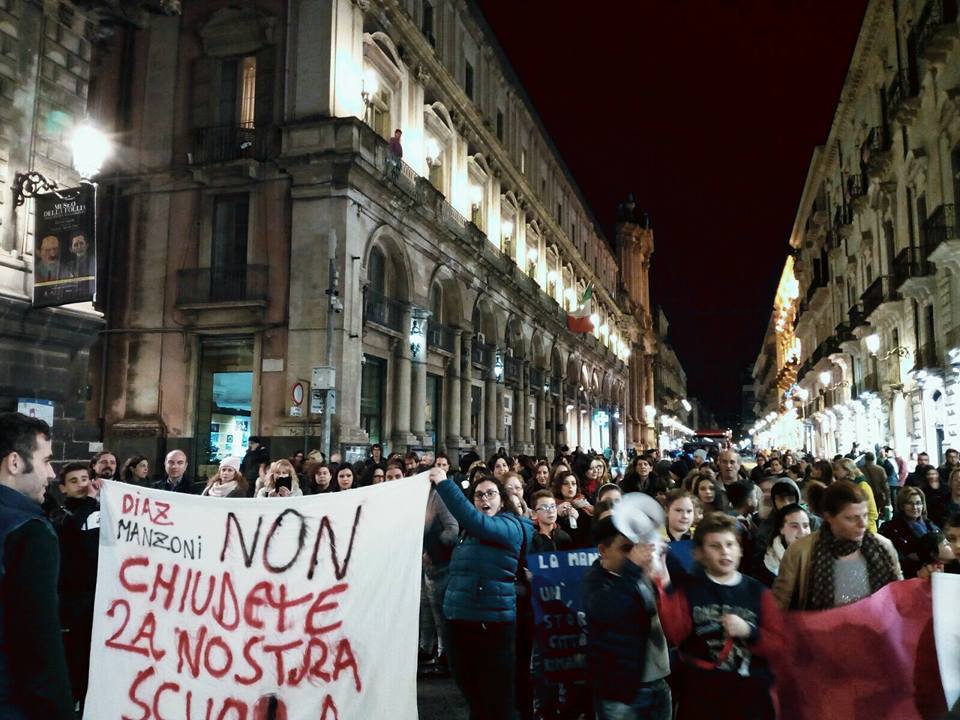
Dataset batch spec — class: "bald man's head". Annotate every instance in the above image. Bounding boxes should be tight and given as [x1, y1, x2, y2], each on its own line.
[165, 450, 187, 479]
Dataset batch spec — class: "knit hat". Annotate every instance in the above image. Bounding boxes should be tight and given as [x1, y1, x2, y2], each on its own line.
[219, 456, 241, 472]
[692, 449, 708, 462]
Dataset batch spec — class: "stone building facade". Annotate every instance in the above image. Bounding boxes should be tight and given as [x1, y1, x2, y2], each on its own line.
[752, 0, 960, 461]
[0, 0, 130, 459]
[88, 0, 660, 473]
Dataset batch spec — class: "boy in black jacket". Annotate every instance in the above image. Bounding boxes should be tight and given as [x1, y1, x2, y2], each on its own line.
[656, 512, 784, 720]
[56, 462, 101, 710]
[583, 516, 671, 720]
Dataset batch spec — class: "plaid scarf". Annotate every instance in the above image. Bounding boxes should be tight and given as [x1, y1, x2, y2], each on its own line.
[806, 523, 899, 610]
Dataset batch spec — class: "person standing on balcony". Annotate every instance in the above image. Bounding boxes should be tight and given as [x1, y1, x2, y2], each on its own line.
[387, 128, 403, 181]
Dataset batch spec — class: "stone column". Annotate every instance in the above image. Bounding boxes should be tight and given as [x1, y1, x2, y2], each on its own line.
[558, 385, 569, 449]
[460, 334, 473, 444]
[485, 348, 499, 455]
[392, 308, 413, 448]
[536, 381, 547, 457]
[446, 329, 463, 451]
[410, 310, 428, 442]
[518, 361, 529, 447]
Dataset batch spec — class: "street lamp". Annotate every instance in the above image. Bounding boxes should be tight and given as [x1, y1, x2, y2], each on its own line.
[818, 370, 832, 386]
[71, 124, 111, 179]
[865, 333, 881, 355]
[13, 121, 111, 205]
[361, 68, 379, 119]
[425, 137, 441, 166]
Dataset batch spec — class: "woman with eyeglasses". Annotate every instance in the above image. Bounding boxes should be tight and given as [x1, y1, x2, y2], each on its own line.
[430, 467, 533, 720]
[879, 486, 941, 578]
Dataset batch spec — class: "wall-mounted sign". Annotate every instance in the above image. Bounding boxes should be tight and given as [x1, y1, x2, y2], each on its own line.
[291, 382, 304, 406]
[33, 184, 96, 308]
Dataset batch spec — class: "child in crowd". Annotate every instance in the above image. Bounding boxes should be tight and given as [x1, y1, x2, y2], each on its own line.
[656, 512, 783, 720]
[56, 463, 101, 711]
[939, 512, 960, 574]
[583, 517, 672, 720]
[663, 490, 695, 542]
[530, 490, 572, 552]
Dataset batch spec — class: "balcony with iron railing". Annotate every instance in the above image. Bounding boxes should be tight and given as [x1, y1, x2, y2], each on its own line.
[192, 124, 275, 165]
[862, 125, 893, 179]
[861, 275, 898, 317]
[427, 321, 456, 353]
[893, 246, 931, 289]
[472, 341, 493, 367]
[849, 302, 869, 329]
[885, 69, 921, 124]
[911, 0, 959, 63]
[503, 355, 521, 386]
[176, 265, 268, 307]
[847, 173, 868, 210]
[529, 367, 544, 392]
[364, 289, 405, 333]
[924, 204, 958, 258]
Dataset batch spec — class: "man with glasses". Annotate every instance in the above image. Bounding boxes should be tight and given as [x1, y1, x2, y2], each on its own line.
[530, 490, 572, 552]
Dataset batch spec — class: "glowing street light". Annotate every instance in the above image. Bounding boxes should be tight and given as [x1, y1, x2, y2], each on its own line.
[865, 333, 881, 355]
[819, 370, 832, 386]
[71, 123, 111, 179]
[469, 184, 483, 208]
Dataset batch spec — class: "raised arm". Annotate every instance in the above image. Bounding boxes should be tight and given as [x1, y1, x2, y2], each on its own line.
[434, 476, 524, 550]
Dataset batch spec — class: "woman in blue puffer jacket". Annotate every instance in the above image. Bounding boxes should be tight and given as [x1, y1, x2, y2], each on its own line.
[431, 467, 534, 720]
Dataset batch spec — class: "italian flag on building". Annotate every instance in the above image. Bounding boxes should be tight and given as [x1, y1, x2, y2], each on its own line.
[567, 285, 594, 333]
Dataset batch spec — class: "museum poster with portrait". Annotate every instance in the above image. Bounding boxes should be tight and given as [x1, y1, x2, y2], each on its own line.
[32, 184, 96, 308]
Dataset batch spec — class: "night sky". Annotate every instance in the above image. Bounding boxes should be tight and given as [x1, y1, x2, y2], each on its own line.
[476, 0, 868, 425]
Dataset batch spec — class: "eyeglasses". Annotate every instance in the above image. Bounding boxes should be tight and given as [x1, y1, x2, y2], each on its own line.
[536, 504, 557, 512]
[474, 489, 500, 501]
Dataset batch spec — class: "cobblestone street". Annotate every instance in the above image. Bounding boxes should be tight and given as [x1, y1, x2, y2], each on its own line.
[417, 675, 468, 720]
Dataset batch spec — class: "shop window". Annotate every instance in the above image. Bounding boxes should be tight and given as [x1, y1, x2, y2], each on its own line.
[195, 338, 254, 477]
[360, 355, 386, 444]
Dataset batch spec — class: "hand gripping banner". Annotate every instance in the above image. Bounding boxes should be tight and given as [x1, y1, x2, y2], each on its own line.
[84, 476, 430, 720]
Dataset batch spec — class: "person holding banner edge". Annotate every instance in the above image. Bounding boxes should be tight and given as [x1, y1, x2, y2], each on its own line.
[429, 466, 534, 720]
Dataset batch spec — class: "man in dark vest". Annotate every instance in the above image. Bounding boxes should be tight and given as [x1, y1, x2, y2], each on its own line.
[0, 412, 75, 718]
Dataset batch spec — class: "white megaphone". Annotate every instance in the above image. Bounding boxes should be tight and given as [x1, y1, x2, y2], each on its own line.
[612, 492, 665, 544]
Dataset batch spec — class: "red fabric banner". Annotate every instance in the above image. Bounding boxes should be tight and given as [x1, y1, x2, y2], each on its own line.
[770, 578, 946, 720]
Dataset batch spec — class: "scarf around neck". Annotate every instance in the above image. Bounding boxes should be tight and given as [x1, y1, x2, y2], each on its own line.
[208, 480, 238, 497]
[806, 522, 899, 610]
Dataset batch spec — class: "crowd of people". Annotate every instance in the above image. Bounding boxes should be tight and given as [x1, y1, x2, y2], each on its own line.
[1, 408, 959, 719]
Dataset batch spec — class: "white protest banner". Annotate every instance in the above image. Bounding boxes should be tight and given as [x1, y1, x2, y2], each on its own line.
[84, 474, 430, 720]
[933, 572, 960, 713]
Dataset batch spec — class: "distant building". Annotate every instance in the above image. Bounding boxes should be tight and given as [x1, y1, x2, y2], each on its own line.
[751, 0, 960, 460]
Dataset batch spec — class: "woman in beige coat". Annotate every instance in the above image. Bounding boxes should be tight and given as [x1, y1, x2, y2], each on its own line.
[773, 480, 901, 610]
